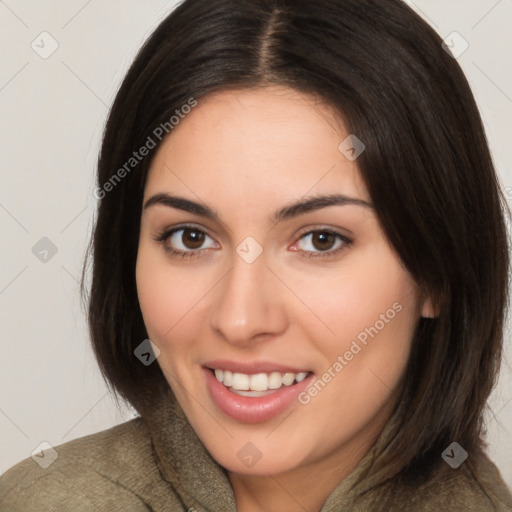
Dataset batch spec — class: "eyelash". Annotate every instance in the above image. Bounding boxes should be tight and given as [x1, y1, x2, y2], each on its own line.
[153, 224, 353, 260]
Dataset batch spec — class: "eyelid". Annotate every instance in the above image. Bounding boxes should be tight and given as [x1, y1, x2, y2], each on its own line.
[294, 223, 353, 238]
[289, 226, 353, 259]
[292, 224, 353, 246]
[153, 223, 219, 256]
[154, 222, 215, 241]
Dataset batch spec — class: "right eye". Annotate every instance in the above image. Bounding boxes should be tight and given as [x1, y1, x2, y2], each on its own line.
[155, 225, 219, 258]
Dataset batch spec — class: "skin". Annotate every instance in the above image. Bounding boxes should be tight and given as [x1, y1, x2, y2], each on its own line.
[136, 86, 434, 512]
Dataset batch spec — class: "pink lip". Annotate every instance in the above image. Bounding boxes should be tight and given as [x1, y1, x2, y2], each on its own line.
[203, 367, 314, 424]
[203, 359, 311, 375]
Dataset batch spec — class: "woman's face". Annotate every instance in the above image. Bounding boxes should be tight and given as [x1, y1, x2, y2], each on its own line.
[136, 86, 432, 477]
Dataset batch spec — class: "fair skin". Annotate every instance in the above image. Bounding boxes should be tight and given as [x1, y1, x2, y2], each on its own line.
[136, 86, 433, 512]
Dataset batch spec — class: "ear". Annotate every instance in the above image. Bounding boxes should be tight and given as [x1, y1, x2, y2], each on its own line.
[420, 296, 438, 319]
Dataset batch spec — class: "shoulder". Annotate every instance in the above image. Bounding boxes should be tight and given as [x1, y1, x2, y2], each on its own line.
[0, 418, 181, 512]
[391, 451, 512, 512]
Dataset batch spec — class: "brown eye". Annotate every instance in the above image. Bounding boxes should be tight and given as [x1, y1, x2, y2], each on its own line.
[295, 229, 352, 258]
[181, 228, 205, 249]
[157, 226, 218, 256]
[311, 231, 337, 251]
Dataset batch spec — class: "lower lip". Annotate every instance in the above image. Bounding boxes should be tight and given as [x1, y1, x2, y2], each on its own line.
[204, 368, 314, 424]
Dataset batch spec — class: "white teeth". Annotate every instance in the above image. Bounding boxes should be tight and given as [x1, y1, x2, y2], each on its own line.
[250, 373, 268, 391]
[296, 372, 308, 383]
[231, 389, 276, 397]
[282, 373, 295, 386]
[268, 372, 283, 389]
[213, 369, 310, 392]
[231, 373, 250, 390]
[223, 370, 233, 387]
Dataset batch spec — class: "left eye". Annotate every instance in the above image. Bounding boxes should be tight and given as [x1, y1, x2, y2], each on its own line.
[161, 227, 218, 252]
[295, 230, 349, 253]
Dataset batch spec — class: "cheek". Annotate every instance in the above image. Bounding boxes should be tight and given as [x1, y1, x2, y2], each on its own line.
[283, 246, 418, 350]
[314, 259, 418, 404]
[287, 248, 420, 415]
[135, 244, 211, 344]
[292, 256, 418, 444]
[136, 241, 213, 328]
[135, 250, 216, 388]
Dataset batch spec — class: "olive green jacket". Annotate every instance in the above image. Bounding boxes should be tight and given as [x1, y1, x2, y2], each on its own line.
[1, 390, 511, 511]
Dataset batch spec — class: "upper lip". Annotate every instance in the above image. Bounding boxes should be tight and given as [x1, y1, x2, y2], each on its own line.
[203, 359, 311, 375]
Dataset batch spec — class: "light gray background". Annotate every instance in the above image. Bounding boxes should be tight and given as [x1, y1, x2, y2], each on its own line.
[1, 0, 511, 490]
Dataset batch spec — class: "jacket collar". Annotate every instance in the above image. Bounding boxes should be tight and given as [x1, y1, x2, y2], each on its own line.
[143, 387, 237, 510]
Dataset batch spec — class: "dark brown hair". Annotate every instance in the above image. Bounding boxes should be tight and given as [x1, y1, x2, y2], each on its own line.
[83, 0, 509, 494]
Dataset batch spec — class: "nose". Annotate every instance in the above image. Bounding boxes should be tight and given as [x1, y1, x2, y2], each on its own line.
[209, 251, 288, 346]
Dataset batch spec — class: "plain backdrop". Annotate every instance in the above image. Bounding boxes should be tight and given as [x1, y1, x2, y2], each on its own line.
[1, 0, 511, 490]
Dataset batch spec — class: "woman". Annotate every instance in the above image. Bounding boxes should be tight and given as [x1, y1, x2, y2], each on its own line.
[1, 0, 511, 510]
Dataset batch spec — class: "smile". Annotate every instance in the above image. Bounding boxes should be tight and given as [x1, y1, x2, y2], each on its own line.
[213, 369, 310, 396]
[203, 364, 314, 423]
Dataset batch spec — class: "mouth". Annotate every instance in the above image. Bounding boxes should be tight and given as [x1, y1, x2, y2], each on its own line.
[203, 363, 314, 423]
[210, 368, 311, 397]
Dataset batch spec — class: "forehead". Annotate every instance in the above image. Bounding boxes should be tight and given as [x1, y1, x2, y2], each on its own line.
[144, 86, 370, 206]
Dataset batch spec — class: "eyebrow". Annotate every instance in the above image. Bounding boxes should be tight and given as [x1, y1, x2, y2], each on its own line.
[143, 193, 373, 223]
